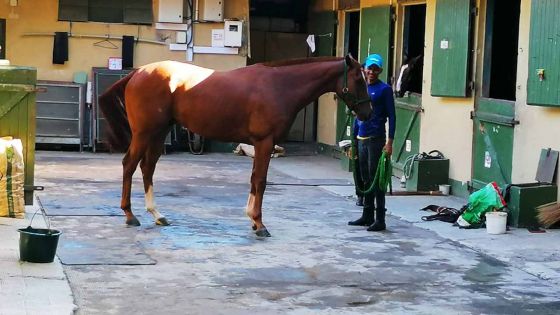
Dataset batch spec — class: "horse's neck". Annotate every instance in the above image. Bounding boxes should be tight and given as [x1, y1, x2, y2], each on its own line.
[274, 61, 341, 114]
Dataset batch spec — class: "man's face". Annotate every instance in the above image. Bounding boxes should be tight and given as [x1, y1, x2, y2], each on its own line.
[365, 65, 382, 83]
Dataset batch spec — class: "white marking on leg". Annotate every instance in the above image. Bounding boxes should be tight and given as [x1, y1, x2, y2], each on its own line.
[145, 185, 164, 220]
[396, 64, 408, 93]
[246, 193, 256, 218]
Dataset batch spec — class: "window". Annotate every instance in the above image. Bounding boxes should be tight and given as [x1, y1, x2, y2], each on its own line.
[482, 0, 521, 101]
[59, 0, 153, 25]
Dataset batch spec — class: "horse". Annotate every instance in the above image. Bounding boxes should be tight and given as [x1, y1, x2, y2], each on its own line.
[395, 54, 424, 97]
[98, 54, 372, 237]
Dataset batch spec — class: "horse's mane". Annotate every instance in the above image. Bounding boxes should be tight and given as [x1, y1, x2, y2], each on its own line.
[261, 56, 342, 67]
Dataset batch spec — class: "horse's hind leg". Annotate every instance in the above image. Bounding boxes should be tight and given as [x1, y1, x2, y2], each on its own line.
[140, 130, 169, 226]
[246, 137, 274, 237]
[121, 135, 149, 226]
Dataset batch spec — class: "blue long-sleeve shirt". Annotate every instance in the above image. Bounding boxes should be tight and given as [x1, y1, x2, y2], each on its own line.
[353, 80, 396, 140]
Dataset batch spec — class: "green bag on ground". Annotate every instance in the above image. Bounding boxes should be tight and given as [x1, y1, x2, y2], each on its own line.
[456, 182, 506, 228]
[0, 137, 25, 218]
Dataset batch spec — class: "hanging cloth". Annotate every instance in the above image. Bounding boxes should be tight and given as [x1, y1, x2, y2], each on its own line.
[122, 35, 135, 69]
[52, 32, 69, 64]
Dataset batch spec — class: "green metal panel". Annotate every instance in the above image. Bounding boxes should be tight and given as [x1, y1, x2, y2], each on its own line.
[308, 11, 336, 57]
[527, 0, 560, 106]
[392, 94, 421, 174]
[431, 0, 472, 97]
[359, 6, 391, 82]
[471, 98, 515, 190]
[58, 0, 88, 22]
[123, 0, 153, 25]
[0, 66, 37, 205]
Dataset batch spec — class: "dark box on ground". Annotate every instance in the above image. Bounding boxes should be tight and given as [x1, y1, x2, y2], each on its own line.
[406, 159, 450, 192]
[507, 149, 558, 228]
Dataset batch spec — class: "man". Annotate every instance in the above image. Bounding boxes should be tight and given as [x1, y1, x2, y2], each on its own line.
[348, 53, 396, 232]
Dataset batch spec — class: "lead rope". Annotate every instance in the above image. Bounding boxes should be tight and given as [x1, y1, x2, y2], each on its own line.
[351, 132, 393, 195]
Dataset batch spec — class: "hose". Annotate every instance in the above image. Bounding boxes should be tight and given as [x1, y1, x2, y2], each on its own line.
[186, 128, 204, 155]
[403, 153, 423, 180]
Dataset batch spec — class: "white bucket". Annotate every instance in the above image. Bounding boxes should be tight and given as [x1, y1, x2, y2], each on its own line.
[486, 212, 507, 234]
[438, 184, 450, 195]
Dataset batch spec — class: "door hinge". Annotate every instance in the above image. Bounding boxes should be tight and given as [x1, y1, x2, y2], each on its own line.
[469, 81, 475, 92]
[471, 6, 479, 16]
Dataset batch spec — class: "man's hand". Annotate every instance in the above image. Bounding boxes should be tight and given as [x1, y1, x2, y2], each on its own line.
[384, 140, 393, 156]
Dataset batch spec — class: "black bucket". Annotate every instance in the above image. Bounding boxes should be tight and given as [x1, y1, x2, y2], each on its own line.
[18, 195, 62, 263]
[18, 227, 61, 263]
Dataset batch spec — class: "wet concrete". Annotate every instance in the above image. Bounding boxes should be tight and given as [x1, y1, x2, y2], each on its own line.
[34, 151, 560, 314]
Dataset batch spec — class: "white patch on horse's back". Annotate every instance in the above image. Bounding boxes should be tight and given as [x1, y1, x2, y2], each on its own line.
[396, 64, 409, 93]
[162, 61, 215, 93]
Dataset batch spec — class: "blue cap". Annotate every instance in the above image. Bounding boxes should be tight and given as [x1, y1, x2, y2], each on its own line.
[364, 54, 383, 69]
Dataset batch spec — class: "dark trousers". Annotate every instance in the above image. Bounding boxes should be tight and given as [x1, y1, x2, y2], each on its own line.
[358, 137, 386, 210]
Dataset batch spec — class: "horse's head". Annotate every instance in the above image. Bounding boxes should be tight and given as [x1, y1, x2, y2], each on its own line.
[395, 54, 423, 98]
[338, 54, 372, 121]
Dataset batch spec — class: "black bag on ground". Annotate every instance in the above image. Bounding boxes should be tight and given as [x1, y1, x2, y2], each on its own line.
[420, 204, 465, 223]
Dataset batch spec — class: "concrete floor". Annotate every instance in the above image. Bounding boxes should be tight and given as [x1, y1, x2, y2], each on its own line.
[34, 151, 560, 315]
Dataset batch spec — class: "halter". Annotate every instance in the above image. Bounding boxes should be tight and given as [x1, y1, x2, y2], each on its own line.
[341, 61, 372, 111]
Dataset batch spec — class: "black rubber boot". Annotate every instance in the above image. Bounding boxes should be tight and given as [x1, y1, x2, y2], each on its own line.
[367, 208, 386, 231]
[355, 196, 364, 206]
[348, 206, 375, 226]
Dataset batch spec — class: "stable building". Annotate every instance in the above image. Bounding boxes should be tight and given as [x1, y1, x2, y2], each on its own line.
[1, 0, 559, 204]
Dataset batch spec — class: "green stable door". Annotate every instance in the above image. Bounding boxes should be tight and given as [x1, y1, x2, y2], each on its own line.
[471, 99, 515, 190]
[0, 66, 37, 205]
[338, 6, 392, 171]
[392, 94, 421, 176]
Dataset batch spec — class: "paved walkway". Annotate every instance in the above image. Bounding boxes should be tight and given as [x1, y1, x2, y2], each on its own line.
[272, 154, 560, 285]
[0, 151, 559, 314]
[0, 211, 76, 315]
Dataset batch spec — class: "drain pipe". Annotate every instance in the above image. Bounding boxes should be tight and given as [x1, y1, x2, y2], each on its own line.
[187, 0, 199, 62]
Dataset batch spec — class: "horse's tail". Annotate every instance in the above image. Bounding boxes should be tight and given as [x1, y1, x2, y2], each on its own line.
[98, 70, 137, 152]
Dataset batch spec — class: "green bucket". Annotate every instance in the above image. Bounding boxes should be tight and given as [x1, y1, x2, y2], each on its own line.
[18, 195, 62, 263]
[18, 227, 61, 263]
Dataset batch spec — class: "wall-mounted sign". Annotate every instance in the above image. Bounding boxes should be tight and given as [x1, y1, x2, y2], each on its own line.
[108, 57, 122, 70]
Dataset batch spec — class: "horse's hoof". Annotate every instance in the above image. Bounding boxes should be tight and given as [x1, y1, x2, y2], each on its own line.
[156, 217, 170, 226]
[252, 224, 257, 231]
[255, 227, 271, 237]
[126, 217, 141, 226]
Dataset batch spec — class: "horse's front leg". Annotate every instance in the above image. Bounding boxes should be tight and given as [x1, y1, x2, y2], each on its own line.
[246, 137, 274, 237]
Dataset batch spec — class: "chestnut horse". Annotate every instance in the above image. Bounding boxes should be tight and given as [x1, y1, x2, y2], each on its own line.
[99, 54, 372, 237]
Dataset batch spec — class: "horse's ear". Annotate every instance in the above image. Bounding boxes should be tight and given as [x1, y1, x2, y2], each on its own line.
[413, 54, 423, 63]
[345, 54, 354, 66]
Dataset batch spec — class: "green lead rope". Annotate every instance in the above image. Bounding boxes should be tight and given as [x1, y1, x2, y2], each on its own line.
[343, 113, 393, 195]
[352, 148, 393, 195]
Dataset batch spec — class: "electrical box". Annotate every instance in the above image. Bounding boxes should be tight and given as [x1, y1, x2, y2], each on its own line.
[176, 31, 187, 44]
[199, 0, 224, 22]
[158, 0, 183, 23]
[224, 20, 243, 47]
